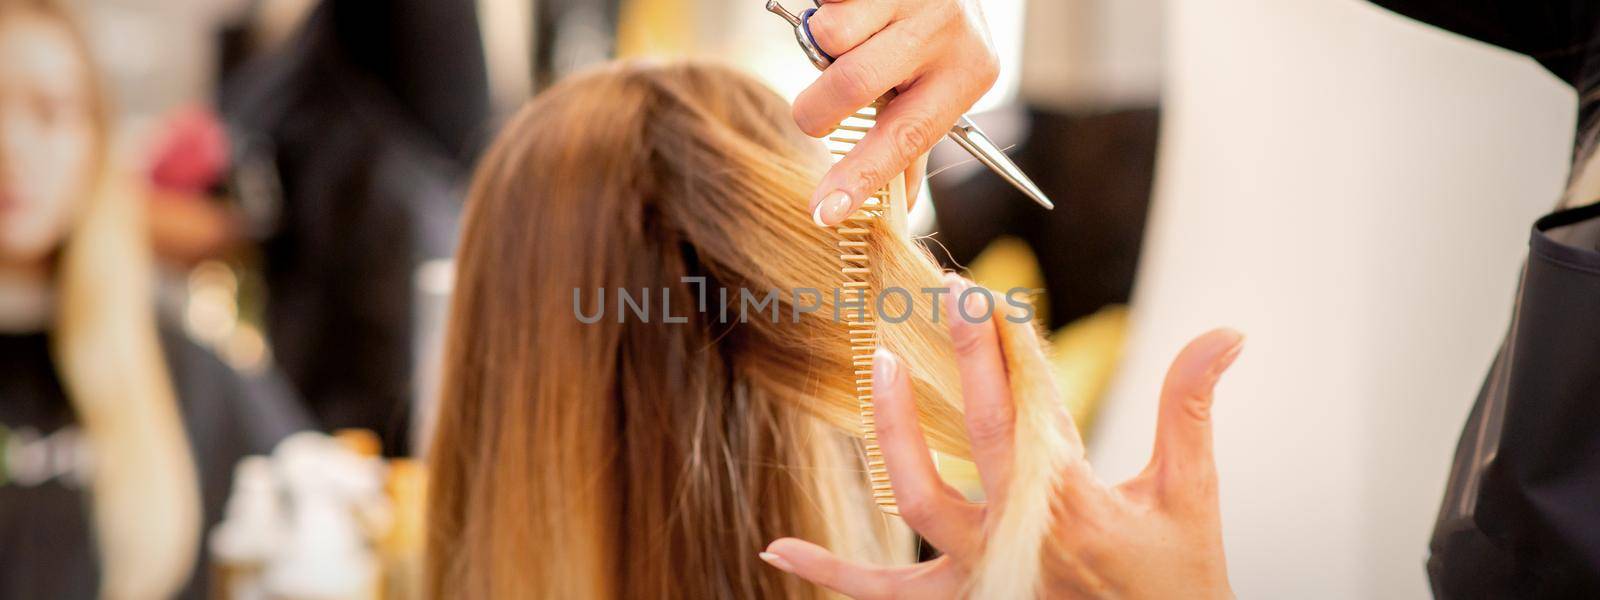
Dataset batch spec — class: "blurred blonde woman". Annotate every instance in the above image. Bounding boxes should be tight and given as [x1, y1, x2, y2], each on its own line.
[429, 58, 1245, 599]
[0, 1, 306, 597]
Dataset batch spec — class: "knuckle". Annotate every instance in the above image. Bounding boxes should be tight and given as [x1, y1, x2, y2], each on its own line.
[888, 116, 936, 161]
[965, 411, 1014, 449]
[896, 492, 940, 527]
[849, 158, 892, 197]
[948, 319, 992, 357]
[872, 407, 904, 439]
[1181, 391, 1215, 421]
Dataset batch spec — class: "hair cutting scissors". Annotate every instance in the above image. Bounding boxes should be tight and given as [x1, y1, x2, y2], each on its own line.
[765, 0, 1056, 210]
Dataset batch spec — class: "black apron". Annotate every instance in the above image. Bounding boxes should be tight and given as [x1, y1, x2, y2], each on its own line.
[1429, 201, 1600, 597]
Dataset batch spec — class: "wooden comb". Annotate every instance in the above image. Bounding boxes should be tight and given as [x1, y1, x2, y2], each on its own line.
[826, 100, 909, 516]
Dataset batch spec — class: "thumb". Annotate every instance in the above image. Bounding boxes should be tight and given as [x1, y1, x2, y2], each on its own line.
[1146, 328, 1244, 501]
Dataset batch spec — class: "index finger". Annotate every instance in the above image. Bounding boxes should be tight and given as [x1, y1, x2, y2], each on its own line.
[809, 72, 972, 225]
[941, 274, 1016, 502]
[792, 19, 922, 137]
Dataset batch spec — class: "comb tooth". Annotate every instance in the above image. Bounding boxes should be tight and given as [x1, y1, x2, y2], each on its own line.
[830, 102, 901, 517]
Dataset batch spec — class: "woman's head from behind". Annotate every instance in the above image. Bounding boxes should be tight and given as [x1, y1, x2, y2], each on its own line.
[430, 61, 969, 598]
[0, 0, 104, 267]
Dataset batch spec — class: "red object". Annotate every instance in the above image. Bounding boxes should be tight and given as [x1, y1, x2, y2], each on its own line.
[148, 105, 230, 195]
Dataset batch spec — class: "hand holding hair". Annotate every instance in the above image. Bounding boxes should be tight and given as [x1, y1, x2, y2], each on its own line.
[761, 274, 1241, 598]
[796, 0, 999, 226]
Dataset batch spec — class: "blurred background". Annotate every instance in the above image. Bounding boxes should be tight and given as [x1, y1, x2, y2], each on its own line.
[0, 0, 1576, 598]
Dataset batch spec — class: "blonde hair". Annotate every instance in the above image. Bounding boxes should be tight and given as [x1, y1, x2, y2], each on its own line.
[428, 60, 1068, 598]
[1, 1, 203, 597]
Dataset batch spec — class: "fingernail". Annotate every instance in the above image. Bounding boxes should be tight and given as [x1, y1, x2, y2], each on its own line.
[1210, 332, 1246, 379]
[962, 287, 991, 322]
[813, 191, 852, 227]
[873, 348, 898, 383]
[942, 273, 967, 323]
[759, 551, 794, 573]
[1218, 338, 1245, 371]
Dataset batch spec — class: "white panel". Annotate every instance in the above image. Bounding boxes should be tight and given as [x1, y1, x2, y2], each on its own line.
[1089, 0, 1574, 597]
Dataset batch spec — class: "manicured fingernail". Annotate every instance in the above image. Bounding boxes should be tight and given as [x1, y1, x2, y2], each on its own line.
[942, 273, 966, 322]
[759, 551, 794, 573]
[813, 191, 852, 227]
[946, 274, 990, 324]
[873, 348, 898, 383]
[1209, 330, 1246, 379]
[1218, 337, 1245, 370]
[962, 287, 991, 322]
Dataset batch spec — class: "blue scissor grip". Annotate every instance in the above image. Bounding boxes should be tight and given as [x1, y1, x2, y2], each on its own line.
[800, 8, 836, 63]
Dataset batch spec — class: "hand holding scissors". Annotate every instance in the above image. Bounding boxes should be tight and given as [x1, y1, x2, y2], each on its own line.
[766, 0, 1053, 226]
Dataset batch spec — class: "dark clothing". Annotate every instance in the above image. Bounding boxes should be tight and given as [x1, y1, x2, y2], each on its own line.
[1369, 0, 1600, 157]
[220, 0, 489, 454]
[1431, 205, 1600, 598]
[1368, 1, 1600, 596]
[0, 324, 308, 599]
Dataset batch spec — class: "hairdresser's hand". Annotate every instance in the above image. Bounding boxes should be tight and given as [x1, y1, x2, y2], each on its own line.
[797, 0, 998, 226]
[762, 277, 1241, 598]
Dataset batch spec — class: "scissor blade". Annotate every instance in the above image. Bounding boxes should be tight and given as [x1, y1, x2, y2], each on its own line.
[946, 116, 1055, 210]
